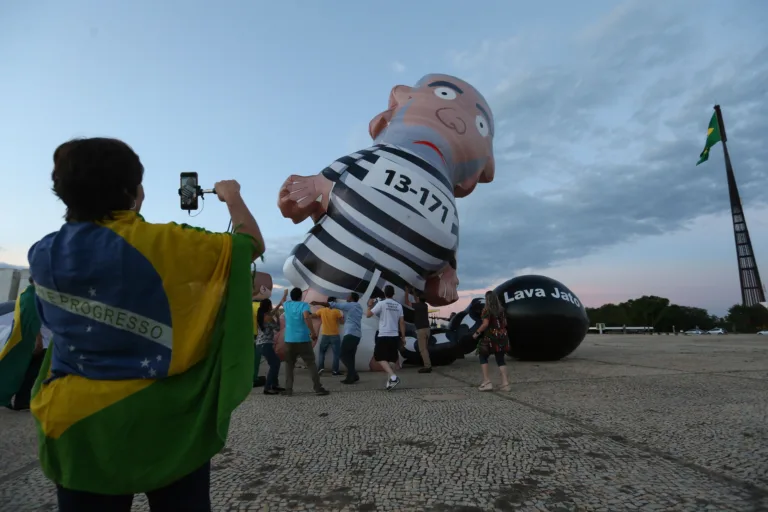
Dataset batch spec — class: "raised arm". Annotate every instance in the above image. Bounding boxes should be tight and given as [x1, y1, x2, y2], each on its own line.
[215, 180, 265, 260]
[403, 287, 412, 308]
[366, 299, 379, 318]
[271, 289, 290, 321]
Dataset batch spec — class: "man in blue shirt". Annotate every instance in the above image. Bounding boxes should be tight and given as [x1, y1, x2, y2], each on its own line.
[312, 292, 363, 384]
[283, 288, 329, 396]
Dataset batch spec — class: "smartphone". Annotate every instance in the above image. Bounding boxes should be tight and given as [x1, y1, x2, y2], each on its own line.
[180, 172, 199, 211]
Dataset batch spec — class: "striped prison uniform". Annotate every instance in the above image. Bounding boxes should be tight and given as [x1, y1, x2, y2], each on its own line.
[283, 143, 459, 319]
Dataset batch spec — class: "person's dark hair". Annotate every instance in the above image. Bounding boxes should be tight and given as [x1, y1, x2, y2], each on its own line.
[52, 137, 144, 222]
[28, 277, 34, 285]
[290, 287, 303, 301]
[349, 292, 360, 302]
[484, 290, 503, 317]
[327, 296, 337, 304]
[256, 299, 272, 331]
[384, 285, 395, 298]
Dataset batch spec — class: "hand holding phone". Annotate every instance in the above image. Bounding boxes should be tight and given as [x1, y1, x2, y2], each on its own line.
[214, 180, 241, 203]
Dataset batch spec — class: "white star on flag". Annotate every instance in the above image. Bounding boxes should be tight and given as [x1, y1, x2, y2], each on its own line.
[69, 345, 75, 352]
[88, 287, 97, 297]
[156, 355, 162, 362]
[140, 358, 150, 368]
[86, 325, 92, 333]
[77, 363, 84, 371]
[79, 354, 85, 360]
[148, 368, 157, 377]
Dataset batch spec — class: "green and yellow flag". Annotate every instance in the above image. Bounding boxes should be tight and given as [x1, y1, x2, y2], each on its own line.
[29, 212, 256, 495]
[696, 111, 722, 165]
[0, 284, 41, 406]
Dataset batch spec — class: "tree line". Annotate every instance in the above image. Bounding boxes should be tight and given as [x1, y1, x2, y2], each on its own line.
[585, 295, 768, 333]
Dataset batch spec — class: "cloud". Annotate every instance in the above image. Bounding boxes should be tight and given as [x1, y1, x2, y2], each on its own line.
[391, 61, 406, 73]
[442, 0, 768, 292]
[257, 235, 301, 288]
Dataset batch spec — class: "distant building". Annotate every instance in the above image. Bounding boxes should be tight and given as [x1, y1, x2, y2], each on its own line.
[0, 268, 30, 301]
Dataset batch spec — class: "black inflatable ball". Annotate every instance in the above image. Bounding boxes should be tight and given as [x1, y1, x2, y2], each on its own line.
[493, 275, 588, 361]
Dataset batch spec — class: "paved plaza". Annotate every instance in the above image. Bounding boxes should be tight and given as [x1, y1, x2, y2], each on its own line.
[1, 334, 767, 511]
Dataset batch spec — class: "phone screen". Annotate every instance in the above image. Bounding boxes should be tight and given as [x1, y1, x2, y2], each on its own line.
[180, 172, 199, 210]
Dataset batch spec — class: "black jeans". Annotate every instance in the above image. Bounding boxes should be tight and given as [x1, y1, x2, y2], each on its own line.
[340, 335, 361, 380]
[57, 461, 211, 512]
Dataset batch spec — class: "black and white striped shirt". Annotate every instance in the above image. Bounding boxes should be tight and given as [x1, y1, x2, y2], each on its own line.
[283, 144, 459, 305]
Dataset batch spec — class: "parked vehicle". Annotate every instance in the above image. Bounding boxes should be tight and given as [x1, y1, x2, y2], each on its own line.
[707, 328, 727, 335]
[684, 329, 705, 335]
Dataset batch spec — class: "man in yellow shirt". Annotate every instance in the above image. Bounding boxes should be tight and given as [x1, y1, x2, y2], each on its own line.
[316, 298, 344, 376]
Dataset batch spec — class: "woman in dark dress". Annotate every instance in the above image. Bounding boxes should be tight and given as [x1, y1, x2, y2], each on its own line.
[472, 291, 511, 392]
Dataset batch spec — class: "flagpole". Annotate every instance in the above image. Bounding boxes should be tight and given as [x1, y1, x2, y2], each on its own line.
[713, 105, 765, 307]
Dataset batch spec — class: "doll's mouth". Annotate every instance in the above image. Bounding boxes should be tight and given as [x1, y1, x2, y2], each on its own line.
[413, 140, 446, 164]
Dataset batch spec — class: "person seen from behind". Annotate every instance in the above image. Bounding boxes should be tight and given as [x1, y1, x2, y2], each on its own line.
[404, 287, 432, 373]
[282, 288, 329, 396]
[472, 291, 511, 392]
[315, 297, 344, 376]
[256, 289, 289, 395]
[27, 137, 264, 512]
[366, 285, 405, 390]
[312, 292, 363, 384]
[0, 277, 44, 411]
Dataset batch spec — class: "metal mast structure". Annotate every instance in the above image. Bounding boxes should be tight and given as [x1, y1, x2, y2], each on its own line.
[714, 105, 765, 306]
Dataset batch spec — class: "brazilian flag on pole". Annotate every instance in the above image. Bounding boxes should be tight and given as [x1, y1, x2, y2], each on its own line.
[696, 111, 722, 165]
[29, 212, 256, 495]
[0, 284, 41, 406]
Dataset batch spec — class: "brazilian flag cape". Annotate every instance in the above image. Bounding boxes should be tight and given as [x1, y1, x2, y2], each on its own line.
[0, 284, 41, 406]
[29, 211, 256, 494]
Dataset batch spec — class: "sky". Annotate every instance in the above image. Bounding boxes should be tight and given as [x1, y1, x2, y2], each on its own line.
[1, 0, 767, 317]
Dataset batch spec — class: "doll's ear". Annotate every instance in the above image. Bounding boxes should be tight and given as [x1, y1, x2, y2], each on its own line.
[369, 85, 413, 140]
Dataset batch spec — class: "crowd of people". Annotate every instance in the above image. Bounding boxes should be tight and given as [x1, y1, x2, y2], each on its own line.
[250, 284, 512, 393]
[0, 136, 512, 511]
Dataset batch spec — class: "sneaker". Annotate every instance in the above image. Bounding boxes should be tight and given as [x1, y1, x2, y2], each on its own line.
[418, 367, 432, 374]
[315, 387, 330, 396]
[281, 389, 293, 396]
[263, 389, 279, 395]
[332, 371, 344, 376]
[386, 376, 400, 391]
[478, 381, 493, 392]
[318, 368, 325, 376]
[273, 386, 286, 392]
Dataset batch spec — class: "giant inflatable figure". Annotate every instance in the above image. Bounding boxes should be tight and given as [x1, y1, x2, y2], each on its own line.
[276, 74, 495, 370]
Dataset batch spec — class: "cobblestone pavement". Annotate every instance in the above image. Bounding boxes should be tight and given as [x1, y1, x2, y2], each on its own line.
[1, 334, 767, 511]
